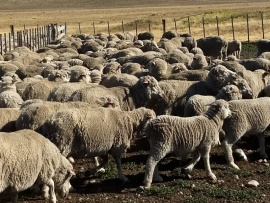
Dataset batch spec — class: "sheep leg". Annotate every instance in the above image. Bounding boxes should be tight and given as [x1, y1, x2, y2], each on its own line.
[258, 133, 268, 159]
[232, 144, 247, 161]
[45, 179, 57, 203]
[10, 190, 18, 203]
[111, 151, 128, 182]
[143, 155, 162, 189]
[222, 139, 240, 170]
[94, 155, 107, 173]
[200, 145, 216, 181]
[41, 184, 50, 200]
[182, 149, 201, 173]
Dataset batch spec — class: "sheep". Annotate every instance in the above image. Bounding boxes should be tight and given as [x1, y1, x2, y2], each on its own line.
[69, 65, 91, 83]
[238, 58, 270, 72]
[143, 100, 231, 188]
[222, 97, 270, 170]
[0, 108, 21, 131]
[167, 69, 209, 81]
[137, 31, 155, 41]
[258, 51, 270, 60]
[190, 47, 204, 55]
[47, 69, 70, 82]
[68, 76, 164, 111]
[22, 80, 63, 101]
[256, 39, 270, 56]
[220, 60, 270, 98]
[42, 107, 155, 182]
[0, 129, 75, 203]
[0, 74, 23, 108]
[227, 39, 242, 59]
[16, 97, 119, 134]
[90, 69, 102, 84]
[190, 54, 208, 70]
[171, 63, 188, 73]
[181, 36, 197, 51]
[161, 30, 178, 40]
[100, 73, 139, 88]
[184, 84, 242, 117]
[150, 65, 252, 116]
[263, 84, 270, 96]
[197, 36, 228, 60]
[162, 49, 192, 67]
[47, 83, 98, 102]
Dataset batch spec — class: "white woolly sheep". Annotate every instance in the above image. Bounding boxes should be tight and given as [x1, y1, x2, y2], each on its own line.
[0, 129, 75, 203]
[143, 99, 231, 188]
[100, 73, 139, 88]
[68, 76, 164, 111]
[190, 54, 208, 70]
[43, 107, 156, 182]
[222, 97, 270, 170]
[184, 84, 242, 117]
[0, 74, 23, 108]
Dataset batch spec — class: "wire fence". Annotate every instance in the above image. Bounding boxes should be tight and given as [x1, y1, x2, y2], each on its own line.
[1, 11, 270, 55]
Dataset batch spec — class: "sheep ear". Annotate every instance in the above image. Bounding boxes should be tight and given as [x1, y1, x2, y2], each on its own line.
[68, 168, 76, 176]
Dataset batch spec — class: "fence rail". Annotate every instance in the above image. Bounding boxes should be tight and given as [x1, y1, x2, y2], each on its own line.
[1, 12, 269, 55]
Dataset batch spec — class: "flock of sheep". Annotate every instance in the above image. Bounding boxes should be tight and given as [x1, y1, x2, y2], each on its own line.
[1, 29, 270, 202]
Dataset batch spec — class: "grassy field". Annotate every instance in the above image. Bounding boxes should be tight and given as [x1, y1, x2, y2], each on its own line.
[1, 0, 270, 41]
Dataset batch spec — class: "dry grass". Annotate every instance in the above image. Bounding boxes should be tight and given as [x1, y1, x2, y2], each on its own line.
[1, 1, 270, 41]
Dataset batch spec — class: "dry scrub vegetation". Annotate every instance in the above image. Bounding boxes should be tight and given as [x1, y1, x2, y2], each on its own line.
[1, 0, 270, 41]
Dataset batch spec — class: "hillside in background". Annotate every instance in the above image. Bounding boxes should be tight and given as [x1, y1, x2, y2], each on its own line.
[0, 0, 269, 10]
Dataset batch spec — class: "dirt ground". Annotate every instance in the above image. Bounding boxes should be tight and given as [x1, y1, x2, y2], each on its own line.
[1, 1, 270, 203]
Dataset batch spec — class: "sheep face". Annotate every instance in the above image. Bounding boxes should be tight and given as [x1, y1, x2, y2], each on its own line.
[206, 99, 231, 120]
[139, 76, 164, 100]
[230, 78, 253, 99]
[191, 54, 208, 70]
[95, 95, 120, 109]
[220, 84, 242, 100]
[54, 157, 75, 198]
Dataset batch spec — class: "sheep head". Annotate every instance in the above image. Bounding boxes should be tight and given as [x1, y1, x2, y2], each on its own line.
[229, 77, 253, 99]
[95, 95, 120, 109]
[205, 99, 231, 120]
[216, 84, 242, 101]
[138, 75, 164, 101]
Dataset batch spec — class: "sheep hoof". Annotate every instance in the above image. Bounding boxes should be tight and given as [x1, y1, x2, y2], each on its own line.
[153, 175, 163, 182]
[230, 163, 240, 170]
[97, 168, 106, 173]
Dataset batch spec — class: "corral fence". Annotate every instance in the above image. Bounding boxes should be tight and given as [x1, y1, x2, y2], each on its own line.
[1, 12, 269, 57]
[0, 23, 67, 55]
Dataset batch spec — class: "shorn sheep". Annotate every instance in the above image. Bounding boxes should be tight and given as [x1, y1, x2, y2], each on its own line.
[222, 97, 270, 170]
[143, 100, 231, 188]
[42, 107, 156, 182]
[0, 129, 75, 203]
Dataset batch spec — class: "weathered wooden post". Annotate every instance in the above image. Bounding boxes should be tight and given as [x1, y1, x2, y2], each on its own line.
[162, 19, 166, 33]
[216, 16, 219, 36]
[261, 12, 264, 39]
[122, 21, 124, 33]
[188, 16, 191, 34]
[174, 18, 177, 32]
[246, 14, 250, 43]
[231, 15, 235, 40]
[202, 16, 205, 38]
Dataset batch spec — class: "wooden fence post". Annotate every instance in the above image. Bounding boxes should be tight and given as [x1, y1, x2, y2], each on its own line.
[216, 16, 219, 36]
[202, 16, 205, 38]
[10, 25, 15, 50]
[8, 33, 11, 51]
[261, 12, 264, 39]
[135, 20, 138, 36]
[78, 22, 81, 34]
[107, 21, 110, 36]
[93, 22, 96, 35]
[188, 16, 191, 34]
[174, 18, 177, 32]
[4, 33, 7, 52]
[29, 29, 32, 50]
[122, 21, 124, 33]
[26, 29, 29, 48]
[231, 15, 235, 40]
[0, 34, 2, 55]
[148, 21, 151, 32]
[246, 14, 250, 43]
[162, 19, 166, 33]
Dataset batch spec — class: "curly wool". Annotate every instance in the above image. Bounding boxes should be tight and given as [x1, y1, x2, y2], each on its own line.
[0, 129, 74, 203]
